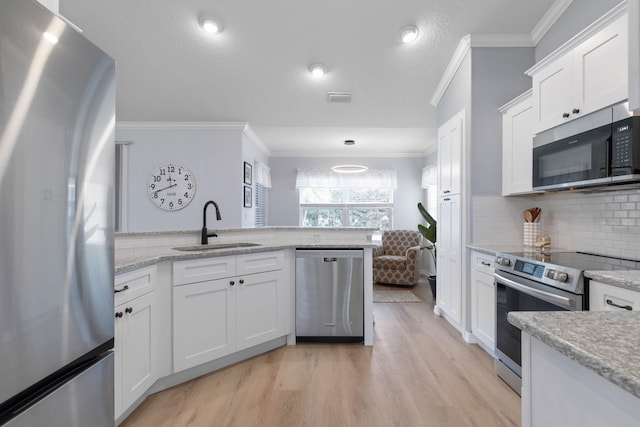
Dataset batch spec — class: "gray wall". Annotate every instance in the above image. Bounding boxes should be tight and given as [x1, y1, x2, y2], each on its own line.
[536, 0, 622, 61]
[268, 156, 425, 230]
[116, 126, 265, 232]
[470, 47, 535, 196]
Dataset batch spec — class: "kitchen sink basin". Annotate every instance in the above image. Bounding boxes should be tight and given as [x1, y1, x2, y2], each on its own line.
[172, 242, 262, 251]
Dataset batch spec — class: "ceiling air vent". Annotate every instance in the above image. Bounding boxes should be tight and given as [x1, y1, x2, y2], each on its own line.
[327, 92, 352, 103]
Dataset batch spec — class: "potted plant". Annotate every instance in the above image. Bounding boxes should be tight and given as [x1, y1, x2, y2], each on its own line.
[417, 202, 437, 298]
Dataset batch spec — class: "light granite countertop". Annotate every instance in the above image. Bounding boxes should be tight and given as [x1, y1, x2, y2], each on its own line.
[508, 311, 640, 399]
[585, 270, 640, 292]
[116, 240, 378, 274]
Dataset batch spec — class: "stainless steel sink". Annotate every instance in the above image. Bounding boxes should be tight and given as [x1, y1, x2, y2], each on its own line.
[172, 242, 262, 251]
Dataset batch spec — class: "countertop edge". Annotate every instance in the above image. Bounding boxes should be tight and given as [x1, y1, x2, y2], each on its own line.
[508, 312, 640, 399]
[584, 270, 640, 292]
[116, 242, 378, 274]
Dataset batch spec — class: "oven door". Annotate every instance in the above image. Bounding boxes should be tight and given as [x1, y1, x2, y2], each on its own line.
[532, 123, 611, 191]
[494, 270, 582, 385]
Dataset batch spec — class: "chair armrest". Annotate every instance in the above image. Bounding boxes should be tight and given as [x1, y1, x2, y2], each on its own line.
[373, 245, 384, 258]
[405, 246, 420, 268]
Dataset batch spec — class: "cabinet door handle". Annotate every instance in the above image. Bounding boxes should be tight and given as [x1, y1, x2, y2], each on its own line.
[606, 299, 632, 311]
[125, 307, 133, 314]
[572, 108, 580, 114]
[444, 198, 450, 201]
[229, 280, 235, 286]
[443, 190, 450, 194]
[239, 279, 244, 284]
[481, 261, 491, 266]
[562, 112, 570, 118]
[323, 258, 337, 262]
[114, 285, 129, 294]
[115, 312, 123, 318]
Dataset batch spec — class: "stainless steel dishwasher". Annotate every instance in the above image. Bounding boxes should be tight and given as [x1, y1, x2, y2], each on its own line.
[295, 249, 364, 343]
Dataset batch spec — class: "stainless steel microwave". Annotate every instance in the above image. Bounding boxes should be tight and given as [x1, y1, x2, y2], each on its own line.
[532, 103, 640, 191]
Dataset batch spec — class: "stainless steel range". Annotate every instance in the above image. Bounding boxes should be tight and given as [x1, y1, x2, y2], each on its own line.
[493, 251, 640, 394]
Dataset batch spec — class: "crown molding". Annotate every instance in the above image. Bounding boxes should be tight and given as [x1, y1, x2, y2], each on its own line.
[531, 0, 574, 44]
[470, 33, 536, 48]
[498, 88, 533, 113]
[115, 121, 249, 131]
[242, 124, 270, 156]
[430, 32, 539, 107]
[526, 0, 628, 76]
[430, 35, 471, 107]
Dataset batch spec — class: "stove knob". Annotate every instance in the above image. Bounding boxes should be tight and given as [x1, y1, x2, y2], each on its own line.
[546, 269, 556, 279]
[557, 272, 569, 282]
[500, 258, 512, 267]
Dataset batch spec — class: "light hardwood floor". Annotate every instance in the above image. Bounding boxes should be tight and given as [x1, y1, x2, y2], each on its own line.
[121, 281, 520, 427]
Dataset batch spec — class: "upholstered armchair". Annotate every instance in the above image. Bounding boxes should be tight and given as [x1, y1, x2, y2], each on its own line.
[373, 230, 421, 286]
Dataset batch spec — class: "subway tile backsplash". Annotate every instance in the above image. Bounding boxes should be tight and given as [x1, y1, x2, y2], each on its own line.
[473, 188, 640, 260]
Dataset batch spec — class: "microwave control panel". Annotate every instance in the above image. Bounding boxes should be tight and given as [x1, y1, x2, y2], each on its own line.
[611, 116, 640, 175]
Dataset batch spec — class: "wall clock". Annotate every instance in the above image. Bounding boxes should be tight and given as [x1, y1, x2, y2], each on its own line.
[147, 163, 196, 211]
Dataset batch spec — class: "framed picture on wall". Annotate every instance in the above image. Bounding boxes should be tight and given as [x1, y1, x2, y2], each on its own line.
[243, 185, 252, 208]
[243, 161, 252, 185]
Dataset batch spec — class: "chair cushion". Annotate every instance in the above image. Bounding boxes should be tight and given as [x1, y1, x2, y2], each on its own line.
[373, 255, 406, 270]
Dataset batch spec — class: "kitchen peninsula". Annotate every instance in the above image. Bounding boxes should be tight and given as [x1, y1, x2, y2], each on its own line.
[114, 227, 377, 423]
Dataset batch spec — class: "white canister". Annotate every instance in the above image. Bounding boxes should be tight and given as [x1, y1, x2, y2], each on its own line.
[523, 222, 541, 248]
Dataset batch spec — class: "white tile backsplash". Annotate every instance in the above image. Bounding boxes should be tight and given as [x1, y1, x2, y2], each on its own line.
[472, 188, 640, 260]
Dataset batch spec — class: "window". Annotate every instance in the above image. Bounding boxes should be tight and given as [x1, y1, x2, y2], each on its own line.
[254, 183, 267, 227]
[296, 169, 396, 229]
[253, 161, 271, 227]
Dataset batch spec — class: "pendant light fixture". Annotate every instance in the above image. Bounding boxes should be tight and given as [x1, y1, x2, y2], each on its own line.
[331, 165, 368, 173]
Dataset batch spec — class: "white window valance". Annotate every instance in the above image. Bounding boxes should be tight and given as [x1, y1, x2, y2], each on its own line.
[254, 161, 272, 188]
[295, 169, 397, 189]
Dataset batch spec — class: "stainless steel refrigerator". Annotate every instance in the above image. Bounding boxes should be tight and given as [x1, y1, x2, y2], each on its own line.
[0, 0, 115, 425]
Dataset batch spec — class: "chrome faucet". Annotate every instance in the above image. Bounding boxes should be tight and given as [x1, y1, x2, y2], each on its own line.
[201, 200, 222, 244]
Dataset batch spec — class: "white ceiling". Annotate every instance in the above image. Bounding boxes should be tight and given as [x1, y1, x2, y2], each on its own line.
[59, 0, 556, 156]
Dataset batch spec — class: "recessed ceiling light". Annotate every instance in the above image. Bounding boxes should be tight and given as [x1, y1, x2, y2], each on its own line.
[344, 140, 355, 146]
[309, 63, 327, 78]
[331, 165, 368, 173]
[400, 25, 419, 43]
[200, 17, 222, 34]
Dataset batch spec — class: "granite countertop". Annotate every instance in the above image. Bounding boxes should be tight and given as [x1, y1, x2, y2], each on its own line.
[116, 240, 378, 274]
[508, 311, 640, 399]
[585, 270, 640, 292]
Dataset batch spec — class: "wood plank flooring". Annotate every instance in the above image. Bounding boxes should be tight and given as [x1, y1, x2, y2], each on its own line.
[121, 281, 520, 427]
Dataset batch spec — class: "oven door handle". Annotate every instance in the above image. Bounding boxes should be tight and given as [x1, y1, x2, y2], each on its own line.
[494, 272, 574, 309]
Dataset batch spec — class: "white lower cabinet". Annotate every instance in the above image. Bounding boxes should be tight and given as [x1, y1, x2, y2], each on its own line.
[470, 251, 495, 354]
[589, 280, 640, 311]
[114, 266, 157, 420]
[172, 251, 287, 373]
[236, 270, 286, 350]
[173, 277, 237, 371]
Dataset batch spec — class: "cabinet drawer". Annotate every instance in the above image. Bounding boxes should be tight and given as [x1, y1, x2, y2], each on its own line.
[237, 250, 284, 275]
[472, 251, 494, 276]
[115, 265, 157, 305]
[589, 281, 640, 312]
[173, 256, 236, 286]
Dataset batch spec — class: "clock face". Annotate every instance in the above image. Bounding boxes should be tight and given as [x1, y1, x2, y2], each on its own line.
[147, 163, 196, 211]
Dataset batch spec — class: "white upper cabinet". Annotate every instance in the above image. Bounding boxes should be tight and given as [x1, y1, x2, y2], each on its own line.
[629, 0, 640, 111]
[437, 111, 463, 197]
[529, 13, 628, 134]
[500, 90, 535, 195]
